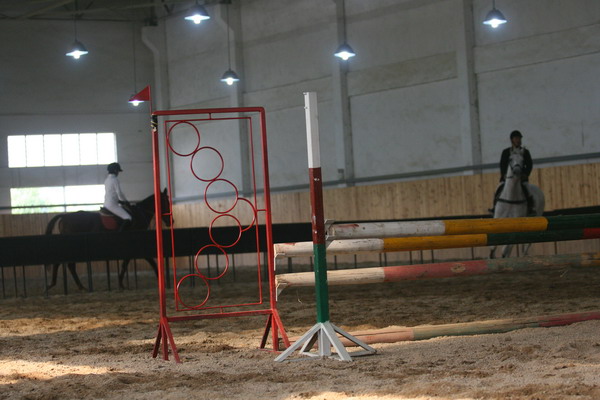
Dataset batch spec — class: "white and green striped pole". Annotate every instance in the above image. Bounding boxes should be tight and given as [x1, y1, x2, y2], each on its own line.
[275, 92, 376, 362]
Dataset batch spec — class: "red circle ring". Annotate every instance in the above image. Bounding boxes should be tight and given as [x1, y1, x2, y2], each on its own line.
[167, 121, 201, 157]
[209, 214, 242, 248]
[175, 274, 210, 309]
[190, 146, 225, 182]
[193, 244, 230, 280]
[204, 179, 239, 214]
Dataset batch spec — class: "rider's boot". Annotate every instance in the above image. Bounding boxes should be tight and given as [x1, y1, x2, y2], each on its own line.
[526, 195, 535, 216]
[489, 183, 504, 214]
[522, 182, 535, 216]
[119, 219, 132, 232]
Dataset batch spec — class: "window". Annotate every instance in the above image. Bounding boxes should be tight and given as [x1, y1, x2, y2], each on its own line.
[7, 133, 116, 168]
[10, 185, 105, 214]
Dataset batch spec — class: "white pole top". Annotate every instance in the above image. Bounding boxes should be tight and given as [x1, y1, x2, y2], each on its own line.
[304, 92, 320, 169]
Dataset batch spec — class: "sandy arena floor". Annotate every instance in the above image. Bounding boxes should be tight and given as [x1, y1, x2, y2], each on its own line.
[1, 267, 600, 400]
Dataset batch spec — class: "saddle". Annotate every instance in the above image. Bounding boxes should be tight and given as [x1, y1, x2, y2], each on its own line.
[99, 207, 122, 231]
[491, 182, 535, 216]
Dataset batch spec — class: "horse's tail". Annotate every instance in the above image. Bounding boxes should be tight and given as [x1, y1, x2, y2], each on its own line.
[45, 214, 64, 235]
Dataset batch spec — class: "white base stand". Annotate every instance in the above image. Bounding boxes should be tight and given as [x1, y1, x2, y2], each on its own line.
[274, 321, 376, 362]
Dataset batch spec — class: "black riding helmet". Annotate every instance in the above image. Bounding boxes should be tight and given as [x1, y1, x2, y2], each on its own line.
[510, 130, 523, 139]
[107, 162, 123, 174]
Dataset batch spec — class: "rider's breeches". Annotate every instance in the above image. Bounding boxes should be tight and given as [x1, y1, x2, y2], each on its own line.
[105, 203, 132, 220]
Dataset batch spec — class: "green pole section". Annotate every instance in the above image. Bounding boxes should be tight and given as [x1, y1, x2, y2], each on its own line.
[313, 243, 330, 323]
[488, 228, 594, 245]
[546, 214, 600, 230]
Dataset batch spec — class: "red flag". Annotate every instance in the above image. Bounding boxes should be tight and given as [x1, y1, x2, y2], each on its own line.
[129, 86, 151, 102]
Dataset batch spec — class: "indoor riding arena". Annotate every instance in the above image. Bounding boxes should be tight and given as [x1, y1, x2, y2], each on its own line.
[2, 1, 600, 400]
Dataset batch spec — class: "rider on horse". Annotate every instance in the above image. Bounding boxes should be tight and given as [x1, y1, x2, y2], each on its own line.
[104, 162, 132, 230]
[491, 130, 535, 215]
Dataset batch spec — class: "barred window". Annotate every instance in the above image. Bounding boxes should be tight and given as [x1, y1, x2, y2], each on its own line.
[7, 133, 116, 168]
[10, 185, 105, 214]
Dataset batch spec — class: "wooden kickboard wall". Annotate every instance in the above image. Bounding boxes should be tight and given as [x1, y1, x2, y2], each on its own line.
[1, 162, 599, 241]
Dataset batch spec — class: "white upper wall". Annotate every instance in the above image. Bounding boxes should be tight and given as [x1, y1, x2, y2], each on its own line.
[0, 20, 153, 114]
[474, 0, 600, 46]
[2, 0, 600, 210]
[0, 19, 155, 209]
[137, 0, 600, 199]
[348, 0, 460, 71]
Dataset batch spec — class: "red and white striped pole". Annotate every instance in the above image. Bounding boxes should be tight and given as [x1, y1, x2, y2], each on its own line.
[275, 92, 375, 362]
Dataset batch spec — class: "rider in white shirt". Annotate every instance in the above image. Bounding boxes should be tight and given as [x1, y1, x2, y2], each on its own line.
[104, 163, 132, 227]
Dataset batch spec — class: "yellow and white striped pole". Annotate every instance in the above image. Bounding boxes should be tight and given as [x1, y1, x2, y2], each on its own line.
[327, 214, 600, 239]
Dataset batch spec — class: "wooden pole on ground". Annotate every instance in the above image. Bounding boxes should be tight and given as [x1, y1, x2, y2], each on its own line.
[286, 310, 600, 347]
[275, 252, 600, 294]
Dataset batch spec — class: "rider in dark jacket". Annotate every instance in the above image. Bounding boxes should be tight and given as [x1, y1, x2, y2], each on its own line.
[499, 132, 533, 182]
[492, 130, 535, 215]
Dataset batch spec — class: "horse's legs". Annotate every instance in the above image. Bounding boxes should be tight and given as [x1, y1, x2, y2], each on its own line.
[118, 258, 158, 289]
[119, 259, 131, 290]
[489, 246, 497, 259]
[67, 263, 87, 291]
[501, 244, 514, 258]
[522, 243, 532, 256]
[47, 264, 60, 289]
[145, 258, 158, 277]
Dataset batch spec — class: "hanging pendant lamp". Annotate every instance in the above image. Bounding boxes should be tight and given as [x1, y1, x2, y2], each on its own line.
[185, 1, 210, 24]
[483, 0, 507, 28]
[128, 21, 143, 106]
[220, 2, 239, 85]
[66, 2, 88, 59]
[66, 39, 89, 59]
[333, 0, 355, 60]
[334, 43, 356, 61]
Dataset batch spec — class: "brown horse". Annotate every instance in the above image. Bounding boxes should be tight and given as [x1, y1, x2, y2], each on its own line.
[44, 189, 171, 291]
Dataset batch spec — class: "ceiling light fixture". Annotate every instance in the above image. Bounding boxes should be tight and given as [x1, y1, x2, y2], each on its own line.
[66, 1, 88, 59]
[334, 43, 356, 61]
[334, 0, 355, 60]
[128, 21, 142, 106]
[185, 1, 210, 24]
[220, 1, 239, 86]
[483, 0, 507, 28]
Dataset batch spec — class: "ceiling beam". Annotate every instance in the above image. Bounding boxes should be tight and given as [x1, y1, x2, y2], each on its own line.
[17, 0, 75, 19]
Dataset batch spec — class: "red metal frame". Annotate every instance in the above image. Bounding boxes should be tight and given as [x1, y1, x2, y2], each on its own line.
[150, 107, 289, 362]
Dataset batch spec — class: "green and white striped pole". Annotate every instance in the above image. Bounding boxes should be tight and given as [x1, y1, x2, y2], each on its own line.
[275, 92, 376, 362]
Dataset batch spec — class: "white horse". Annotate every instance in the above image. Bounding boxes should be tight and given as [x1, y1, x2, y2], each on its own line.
[490, 148, 545, 258]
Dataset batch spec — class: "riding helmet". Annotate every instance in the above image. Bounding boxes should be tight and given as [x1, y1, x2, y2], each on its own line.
[510, 130, 523, 139]
[107, 162, 123, 174]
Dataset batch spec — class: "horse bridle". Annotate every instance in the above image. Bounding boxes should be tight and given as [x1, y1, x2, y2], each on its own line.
[497, 152, 527, 205]
[497, 197, 526, 205]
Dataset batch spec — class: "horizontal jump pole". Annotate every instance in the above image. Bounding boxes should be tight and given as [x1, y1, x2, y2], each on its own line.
[276, 252, 600, 294]
[287, 310, 600, 347]
[274, 228, 600, 258]
[328, 213, 600, 239]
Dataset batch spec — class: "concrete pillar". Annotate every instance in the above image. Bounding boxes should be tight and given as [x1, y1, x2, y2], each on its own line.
[217, 1, 251, 196]
[456, 0, 482, 172]
[141, 25, 169, 111]
[141, 23, 170, 189]
[332, 0, 355, 185]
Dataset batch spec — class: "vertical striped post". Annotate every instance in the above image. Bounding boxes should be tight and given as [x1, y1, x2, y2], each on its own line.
[275, 92, 375, 362]
[305, 91, 330, 323]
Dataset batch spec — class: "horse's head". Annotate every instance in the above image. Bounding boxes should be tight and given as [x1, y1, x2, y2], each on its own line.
[134, 189, 172, 228]
[508, 149, 524, 178]
[159, 188, 172, 227]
